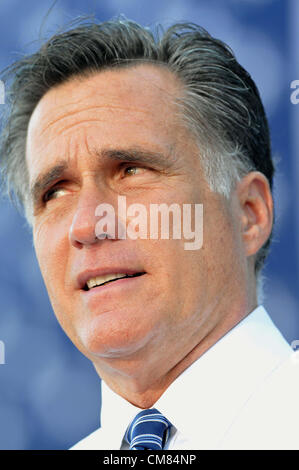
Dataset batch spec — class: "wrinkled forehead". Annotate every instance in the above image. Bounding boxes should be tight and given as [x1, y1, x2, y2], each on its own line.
[27, 64, 183, 142]
[25, 64, 187, 185]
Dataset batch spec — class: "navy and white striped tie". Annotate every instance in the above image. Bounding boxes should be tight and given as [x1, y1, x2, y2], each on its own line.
[125, 408, 172, 450]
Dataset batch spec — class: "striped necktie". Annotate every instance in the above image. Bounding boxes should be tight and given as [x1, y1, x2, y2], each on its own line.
[125, 408, 172, 450]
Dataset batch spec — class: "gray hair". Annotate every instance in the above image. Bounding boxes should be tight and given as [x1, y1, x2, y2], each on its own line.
[0, 17, 274, 295]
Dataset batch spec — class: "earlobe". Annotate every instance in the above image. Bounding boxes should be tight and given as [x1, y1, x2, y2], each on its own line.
[237, 172, 273, 257]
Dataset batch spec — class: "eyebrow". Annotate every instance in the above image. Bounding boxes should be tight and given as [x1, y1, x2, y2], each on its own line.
[31, 163, 68, 208]
[100, 148, 175, 169]
[30, 147, 176, 207]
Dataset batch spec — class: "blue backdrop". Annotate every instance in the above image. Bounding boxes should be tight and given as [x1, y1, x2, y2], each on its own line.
[0, 0, 298, 450]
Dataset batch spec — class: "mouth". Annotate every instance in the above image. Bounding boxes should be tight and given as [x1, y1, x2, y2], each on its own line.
[82, 272, 146, 291]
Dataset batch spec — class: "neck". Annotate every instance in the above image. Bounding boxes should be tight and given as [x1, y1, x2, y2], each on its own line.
[94, 296, 258, 409]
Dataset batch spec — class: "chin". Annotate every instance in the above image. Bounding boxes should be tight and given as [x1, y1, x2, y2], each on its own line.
[77, 317, 155, 361]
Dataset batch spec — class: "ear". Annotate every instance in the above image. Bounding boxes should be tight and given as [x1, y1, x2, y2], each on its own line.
[236, 171, 273, 258]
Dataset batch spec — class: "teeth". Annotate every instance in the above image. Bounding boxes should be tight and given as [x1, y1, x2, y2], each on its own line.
[86, 273, 130, 290]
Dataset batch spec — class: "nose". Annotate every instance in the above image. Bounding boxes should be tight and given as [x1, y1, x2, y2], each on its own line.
[69, 203, 99, 248]
[69, 184, 123, 248]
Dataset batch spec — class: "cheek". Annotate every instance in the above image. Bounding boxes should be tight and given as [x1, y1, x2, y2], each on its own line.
[34, 225, 75, 338]
[152, 237, 205, 320]
[33, 219, 70, 293]
[203, 207, 244, 287]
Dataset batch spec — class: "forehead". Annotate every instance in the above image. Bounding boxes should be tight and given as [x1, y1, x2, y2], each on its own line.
[27, 65, 182, 141]
[26, 64, 186, 181]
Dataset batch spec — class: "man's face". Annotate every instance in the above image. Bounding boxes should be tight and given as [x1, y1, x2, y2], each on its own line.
[26, 65, 246, 382]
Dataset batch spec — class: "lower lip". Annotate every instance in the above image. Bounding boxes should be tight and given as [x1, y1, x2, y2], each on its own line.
[82, 274, 146, 297]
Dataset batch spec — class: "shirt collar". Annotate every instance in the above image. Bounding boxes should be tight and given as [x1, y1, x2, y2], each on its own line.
[101, 305, 291, 449]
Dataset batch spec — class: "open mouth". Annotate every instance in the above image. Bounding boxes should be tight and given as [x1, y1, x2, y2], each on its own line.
[82, 272, 146, 291]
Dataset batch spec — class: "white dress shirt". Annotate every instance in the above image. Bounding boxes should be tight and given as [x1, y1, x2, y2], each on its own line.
[70, 305, 299, 450]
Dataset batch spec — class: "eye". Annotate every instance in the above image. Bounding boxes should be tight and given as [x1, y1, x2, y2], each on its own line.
[122, 165, 147, 177]
[43, 185, 67, 203]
